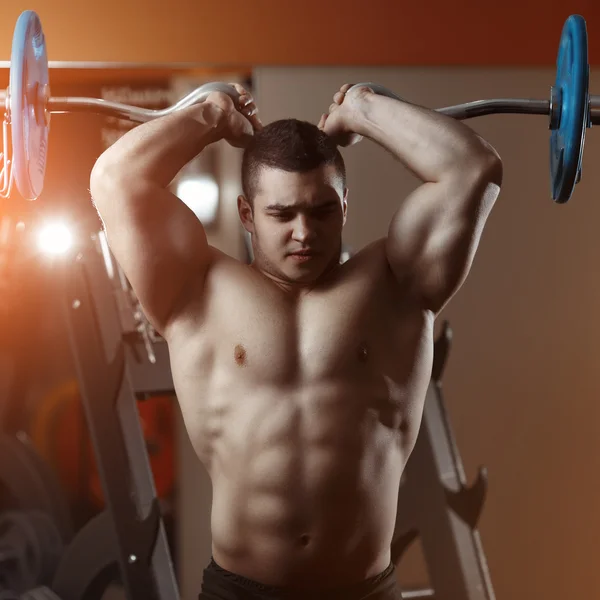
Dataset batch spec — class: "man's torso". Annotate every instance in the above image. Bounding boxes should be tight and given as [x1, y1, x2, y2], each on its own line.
[165, 239, 434, 587]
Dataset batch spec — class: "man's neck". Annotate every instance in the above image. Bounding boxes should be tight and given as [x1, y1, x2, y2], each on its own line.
[250, 256, 344, 298]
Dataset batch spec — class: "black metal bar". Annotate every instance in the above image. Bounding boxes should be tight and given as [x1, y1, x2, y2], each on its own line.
[125, 341, 174, 397]
[395, 323, 495, 600]
[437, 98, 549, 119]
[52, 510, 119, 600]
[60, 240, 179, 600]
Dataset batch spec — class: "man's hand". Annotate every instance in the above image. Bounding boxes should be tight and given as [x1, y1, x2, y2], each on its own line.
[318, 83, 373, 147]
[204, 83, 263, 148]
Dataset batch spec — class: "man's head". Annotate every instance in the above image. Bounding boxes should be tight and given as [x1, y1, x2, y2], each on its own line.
[238, 119, 347, 286]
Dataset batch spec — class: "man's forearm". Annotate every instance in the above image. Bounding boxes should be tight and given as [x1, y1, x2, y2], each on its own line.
[354, 93, 498, 183]
[92, 102, 226, 189]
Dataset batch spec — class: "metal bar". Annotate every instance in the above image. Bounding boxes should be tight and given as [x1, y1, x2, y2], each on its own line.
[0, 88, 564, 123]
[126, 341, 174, 396]
[403, 590, 435, 599]
[403, 390, 491, 599]
[0, 60, 252, 71]
[589, 96, 600, 125]
[45, 94, 551, 122]
[398, 324, 496, 600]
[437, 98, 549, 119]
[47, 83, 236, 123]
[61, 240, 179, 600]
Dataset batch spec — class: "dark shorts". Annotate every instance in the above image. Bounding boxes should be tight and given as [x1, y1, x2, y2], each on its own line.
[199, 557, 403, 600]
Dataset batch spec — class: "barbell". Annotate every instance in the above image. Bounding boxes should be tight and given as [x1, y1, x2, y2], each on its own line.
[0, 10, 598, 203]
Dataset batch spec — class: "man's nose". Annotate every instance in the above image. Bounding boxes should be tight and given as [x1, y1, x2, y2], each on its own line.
[291, 215, 316, 243]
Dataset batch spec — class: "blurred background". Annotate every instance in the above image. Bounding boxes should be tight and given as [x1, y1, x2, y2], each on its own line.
[1, 1, 600, 599]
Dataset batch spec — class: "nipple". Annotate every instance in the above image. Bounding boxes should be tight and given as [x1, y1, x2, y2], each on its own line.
[234, 344, 247, 366]
[357, 342, 369, 363]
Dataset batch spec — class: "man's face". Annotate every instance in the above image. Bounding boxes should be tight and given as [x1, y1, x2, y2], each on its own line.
[239, 165, 348, 285]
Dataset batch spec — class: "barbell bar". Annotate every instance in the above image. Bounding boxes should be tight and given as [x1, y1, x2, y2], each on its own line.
[0, 10, 596, 203]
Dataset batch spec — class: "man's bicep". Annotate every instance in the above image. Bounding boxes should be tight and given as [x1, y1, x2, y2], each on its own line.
[95, 184, 211, 332]
[385, 173, 500, 313]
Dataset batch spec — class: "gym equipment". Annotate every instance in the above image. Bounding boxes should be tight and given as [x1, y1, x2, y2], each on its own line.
[549, 15, 589, 203]
[54, 236, 178, 600]
[7, 10, 49, 201]
[0, 434, 72, 541]
[0, 436, 71, 595]
[0, 11, 240, 200]
[391, 322, 495, 600]
[0, 510, 64, 594]
[52, 511, 120, 600]
[30, 380, 175, 509]
[0, 12, 597, 203]
[88, 395, 176, 508]
[349, 18, 590, 205]
[20, 587, 62, 600]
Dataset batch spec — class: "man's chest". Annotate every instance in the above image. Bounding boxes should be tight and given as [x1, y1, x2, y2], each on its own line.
[206, 283, 416, 382]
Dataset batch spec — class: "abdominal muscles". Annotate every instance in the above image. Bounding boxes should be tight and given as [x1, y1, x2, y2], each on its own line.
[200, 377, 405, 586]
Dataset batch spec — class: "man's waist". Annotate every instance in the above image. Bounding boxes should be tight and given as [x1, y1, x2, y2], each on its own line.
[207, 545, 395, 593]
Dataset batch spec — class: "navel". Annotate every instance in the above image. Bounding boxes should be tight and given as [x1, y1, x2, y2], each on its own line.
[234, 344, 247, 366]
[357, 342, 369, 363]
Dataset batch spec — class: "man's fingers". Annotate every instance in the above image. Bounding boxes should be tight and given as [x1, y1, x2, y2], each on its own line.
[241, 101, 262, 129]
[224, 82, 264, 133]
[249, 112, 264, 132]
[241, 102, 257, 116]
[241, 94, 255, 108]
[227, 82, 256, 110]
[229, 82, 250, 96]
[238, 94, 255, 111]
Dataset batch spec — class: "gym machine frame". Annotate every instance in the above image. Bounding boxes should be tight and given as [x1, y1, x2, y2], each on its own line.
[394, 323, 495, 600]
[51, 234, 178, 600]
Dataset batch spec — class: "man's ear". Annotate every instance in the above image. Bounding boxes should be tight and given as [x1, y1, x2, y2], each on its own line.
[238, 195, 254, 233]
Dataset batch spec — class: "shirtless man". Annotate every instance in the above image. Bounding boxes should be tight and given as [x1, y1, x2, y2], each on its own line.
[90, 82, 502, 599]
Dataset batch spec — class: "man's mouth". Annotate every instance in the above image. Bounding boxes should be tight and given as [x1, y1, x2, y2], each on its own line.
[289, 250, 318, 261]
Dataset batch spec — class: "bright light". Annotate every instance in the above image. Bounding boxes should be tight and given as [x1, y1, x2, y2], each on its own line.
[176, 176, 219, 224]
[37, 221, 74, 256]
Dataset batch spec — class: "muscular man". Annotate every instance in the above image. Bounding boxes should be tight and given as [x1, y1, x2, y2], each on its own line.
[90, 82, 502, 599]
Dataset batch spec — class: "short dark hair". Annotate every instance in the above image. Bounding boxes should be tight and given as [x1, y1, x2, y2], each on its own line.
[241, 119, 346, 204]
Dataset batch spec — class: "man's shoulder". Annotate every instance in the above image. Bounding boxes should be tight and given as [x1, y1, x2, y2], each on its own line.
[338, 237, 391, 279]
[333, 237, 422, 308]
[316, 238, 392, 295]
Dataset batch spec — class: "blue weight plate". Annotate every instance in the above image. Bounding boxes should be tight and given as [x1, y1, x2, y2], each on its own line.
[550, 14, 589, 204]
[10, 11, 49, 201]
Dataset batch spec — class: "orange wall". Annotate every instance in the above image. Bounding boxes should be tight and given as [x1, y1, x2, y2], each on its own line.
[0, 0, 599, 66]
